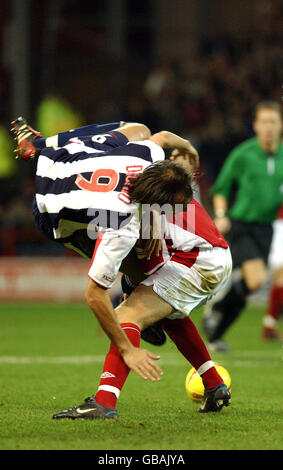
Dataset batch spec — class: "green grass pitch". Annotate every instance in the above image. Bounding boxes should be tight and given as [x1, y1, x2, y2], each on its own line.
[0, 302, 283, 450]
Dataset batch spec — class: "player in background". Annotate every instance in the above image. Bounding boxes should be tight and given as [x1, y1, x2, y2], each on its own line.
[203, 101, 283, 351]
[12, 116, 199, 391]
[262, 203, 283, 340]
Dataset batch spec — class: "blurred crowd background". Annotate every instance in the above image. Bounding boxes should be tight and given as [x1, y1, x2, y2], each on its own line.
[0, 0, 282, 258]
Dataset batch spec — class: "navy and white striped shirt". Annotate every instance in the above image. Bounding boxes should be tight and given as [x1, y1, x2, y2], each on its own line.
[35, 131, 164, 287]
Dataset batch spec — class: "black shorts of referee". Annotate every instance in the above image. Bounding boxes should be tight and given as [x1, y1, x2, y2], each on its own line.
[227, 218, 273, 268]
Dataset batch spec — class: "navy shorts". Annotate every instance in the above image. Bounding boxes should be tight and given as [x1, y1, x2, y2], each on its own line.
[33, 197, 96, 258]
[32, 197, 55, 241]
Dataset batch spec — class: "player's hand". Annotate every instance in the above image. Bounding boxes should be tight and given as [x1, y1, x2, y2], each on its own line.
[122, 346, 164, 381]
[183, 141, 199, 170]
[214, 216, 231, 234]
[170, 146, 199, 175]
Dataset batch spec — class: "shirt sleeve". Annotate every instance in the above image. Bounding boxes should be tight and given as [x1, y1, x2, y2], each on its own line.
[73, 131, 129, 152]
[128, 140, 165, 163]
[88, 230, 138, 288]
[211, 148, 242, 199]
[141, 140, 165, 162]
[88, 211, 140, 288]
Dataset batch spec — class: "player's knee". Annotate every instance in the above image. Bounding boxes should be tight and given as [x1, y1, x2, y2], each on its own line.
[273, 267, 283, 284]
[245, 272, 267, 291]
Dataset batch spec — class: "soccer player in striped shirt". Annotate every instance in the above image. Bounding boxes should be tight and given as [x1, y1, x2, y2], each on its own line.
[12, 119, 231, 418]
[9, 120, 192, 386]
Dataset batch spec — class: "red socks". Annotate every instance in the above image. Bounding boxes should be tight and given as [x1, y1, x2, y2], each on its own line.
[268, 285, 283, 319]
[95, 323, 141, 409]
[262, 285, 283, 337]
[95, 317, 222, 409]
[161, 317, 223, 390]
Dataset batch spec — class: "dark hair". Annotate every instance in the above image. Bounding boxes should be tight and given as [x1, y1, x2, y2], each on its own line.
[127, 160, 193, 205]
[254, 101, 282, 119]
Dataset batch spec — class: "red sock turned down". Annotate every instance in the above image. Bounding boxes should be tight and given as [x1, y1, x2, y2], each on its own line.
[95, 323, 141, 409]
[161, 316, 223, 390]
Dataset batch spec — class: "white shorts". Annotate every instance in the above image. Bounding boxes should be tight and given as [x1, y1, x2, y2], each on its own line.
[268, 219, 283, 271]
[142, 247, 232, 319]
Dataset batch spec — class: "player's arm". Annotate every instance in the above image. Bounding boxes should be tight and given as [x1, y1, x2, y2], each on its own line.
[149, 131, 199, 171]
[213, 193, 228, 217]
[85, 280, 162, 382]
[211, 147, 241, 234]
[85, 229, 163, 381]
[85, 279, 132, 351]
[213, 194, 231, 234]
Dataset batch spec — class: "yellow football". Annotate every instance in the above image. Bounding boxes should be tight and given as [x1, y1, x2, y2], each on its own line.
[185, 363, 232, 401]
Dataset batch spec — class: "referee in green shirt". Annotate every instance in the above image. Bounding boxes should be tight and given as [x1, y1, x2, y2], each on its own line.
[204, 101, 283, 351]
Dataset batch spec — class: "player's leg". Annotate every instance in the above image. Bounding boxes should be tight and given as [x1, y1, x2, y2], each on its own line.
[53, 249, 231, 420]
[242, 258, 267, 291]
[95, 252, 232, 415]
[161, 316, 231, 413]
[120, 248, 167, 346]
[11, 116, 123, 159]
[35, 121, 124, 149]
[53, 285, 172, 420]
[93, 284, 172, 410]
[161, 316, 223, 391]
[262, 266, 283, 340]
[262, 220, 283, 340]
